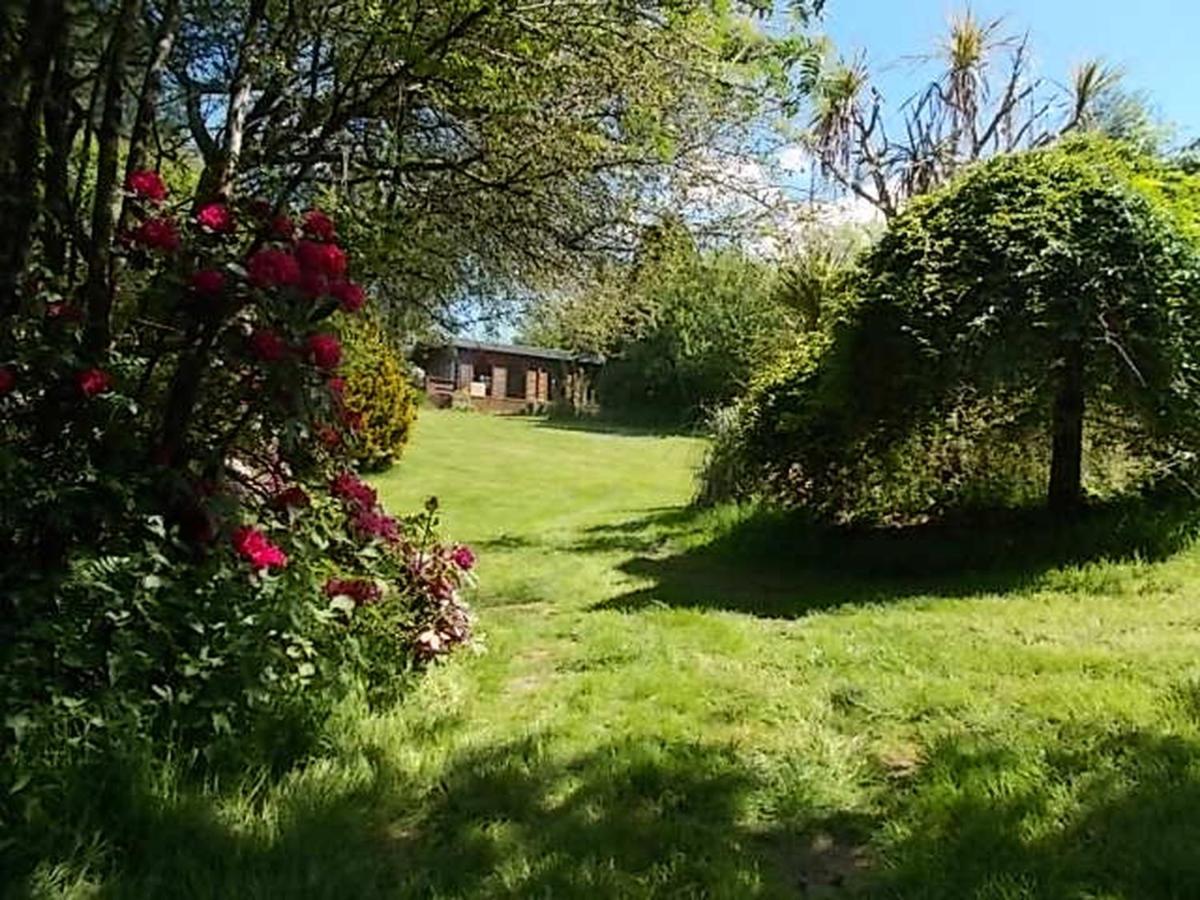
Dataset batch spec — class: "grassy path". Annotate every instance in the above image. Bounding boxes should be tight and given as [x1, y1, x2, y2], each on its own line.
[71, 410, 1200, 899]
[372, 412, 1200, 898]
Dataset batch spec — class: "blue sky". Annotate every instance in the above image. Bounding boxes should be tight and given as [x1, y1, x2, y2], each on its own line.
[816, 0, 1200, 145]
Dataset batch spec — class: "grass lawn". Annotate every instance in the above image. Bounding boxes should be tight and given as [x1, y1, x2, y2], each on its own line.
[24, 409, 1200, 899]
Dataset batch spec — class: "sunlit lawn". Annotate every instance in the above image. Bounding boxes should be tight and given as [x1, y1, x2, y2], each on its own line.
[27, 409, 1200, 899]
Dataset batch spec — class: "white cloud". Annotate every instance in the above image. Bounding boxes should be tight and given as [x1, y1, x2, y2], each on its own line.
[777, 144, 809, 174]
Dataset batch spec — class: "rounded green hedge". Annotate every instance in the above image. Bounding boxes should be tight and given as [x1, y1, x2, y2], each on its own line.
[339, 315, 419, 470]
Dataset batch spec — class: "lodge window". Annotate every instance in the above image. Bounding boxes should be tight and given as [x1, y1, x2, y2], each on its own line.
[506, 364, 528, 399]
[470, 365, 491, 397]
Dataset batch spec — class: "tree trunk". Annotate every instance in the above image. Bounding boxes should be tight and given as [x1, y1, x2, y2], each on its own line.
[1048, 340, 1085, 512]
[43, 20, 76, 276]
[119, 0, 182, 230]
[0, 0, 62, 316]
[194, 0, 266, 205]
[83, 0, 144, 354]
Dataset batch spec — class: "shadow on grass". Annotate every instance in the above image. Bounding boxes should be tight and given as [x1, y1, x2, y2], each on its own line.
[15, 720, 1200, 899]
[5, 738, 826, 899]
[386, 738, 797, 897]
[873, 722, 1200, 898]
[3, 747, 406, 900]
[568, 506, 706, 554]
[473, 532, 544, 552]
[532, 415, 698, 439]
[594, 496, 1200, 618]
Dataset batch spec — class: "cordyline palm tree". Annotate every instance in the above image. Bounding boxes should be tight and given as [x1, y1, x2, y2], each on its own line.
[939, 10, 996, 160]
[804, 9, 1123, 218]
[1063, 59, 1125, 132]
[774, 238, 854, 333]
[806, 56, 899, 214]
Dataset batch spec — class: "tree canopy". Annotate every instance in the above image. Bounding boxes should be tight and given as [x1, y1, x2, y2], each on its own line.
[734, 138, 1200, 516]
[801, 11, 1164, 218]
[521, 221, 789, 422]
[0, 0, 825, 342]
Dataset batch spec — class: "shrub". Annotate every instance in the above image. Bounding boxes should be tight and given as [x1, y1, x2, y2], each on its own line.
[0, 191, 475, 828]
[708, 139, 1200, 521]
[338, 315, 419, 470]
[595, 248, 787, 424]
[694, 402, 756, 507]
[521, 227, 791, 425]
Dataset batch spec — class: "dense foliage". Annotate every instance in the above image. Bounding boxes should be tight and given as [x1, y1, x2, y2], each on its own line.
[704, 140, 1200, 519]
[338, 314, 419, 471]
[0, 0, 823, 338]
[0, 193, 475, 842]
[523, 226, 790, 423]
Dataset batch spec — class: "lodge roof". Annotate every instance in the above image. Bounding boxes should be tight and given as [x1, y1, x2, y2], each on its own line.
[447, 337, 603, 365]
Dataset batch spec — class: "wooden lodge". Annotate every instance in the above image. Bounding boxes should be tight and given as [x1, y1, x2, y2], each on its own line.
[417, 338, 602, 414]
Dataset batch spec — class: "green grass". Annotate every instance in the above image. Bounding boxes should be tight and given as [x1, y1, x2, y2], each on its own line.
[17, 410, 1200, 898]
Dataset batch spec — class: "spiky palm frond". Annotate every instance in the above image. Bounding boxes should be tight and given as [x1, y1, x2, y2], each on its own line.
[938, 11, 1007, 153]
[808, 56, 869, 173]
[1066, 58, 1125, 131]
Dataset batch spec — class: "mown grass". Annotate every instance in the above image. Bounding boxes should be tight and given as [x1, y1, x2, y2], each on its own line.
[13, 409, 1200, 898]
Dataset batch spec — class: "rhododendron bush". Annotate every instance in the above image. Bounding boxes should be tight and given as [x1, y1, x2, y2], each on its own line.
[0, 184, 473, 768]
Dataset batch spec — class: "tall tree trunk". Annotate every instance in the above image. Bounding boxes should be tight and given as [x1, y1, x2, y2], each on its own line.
[194, 0, 266, 205]
[162, 0, 265, 465]
[43, 22, 76, 277]
[120, 0, 181, 229]
[0, 0, 63, 317]
[83, 0, 144, 354]
[69, 60, 107, 284]
[1048, 340, 1085, 512]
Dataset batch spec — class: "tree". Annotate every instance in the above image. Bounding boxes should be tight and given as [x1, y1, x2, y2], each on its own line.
[522, 222, 788, 422]
[738, 139, 1200, 516]
[0, 0, 829, 485]
[772, 225, 865, 332]
[803, 11, 1144, 218]
[0, 0, 825, 348]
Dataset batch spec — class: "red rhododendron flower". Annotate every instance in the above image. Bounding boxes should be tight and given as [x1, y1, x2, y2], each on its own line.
[0, 367, 15, 396]
[246, 248, 301, 288]
[303, 209, 336, 241]
[46, 301, 84, 322]
[195, 202, 235, 233]
[330, 471, 376, 509]
[126, 170, 167, 203]
[75, 367, 112, 398]
[273, 486, 310, 510]
[191, 268, 226, 296]
[305, 332, 341, 369]
[296, 240, 348, 279]
[249, 328, 287, 362]
[299, 269, 331, 300]
[132, 216, 180, 252]
[341, 409, 364, 432]
[450, 544, 476, 571]
[331, 279, 365, 313]
[270, 215, 295, 241]
[328, 376, 347, 398]
[350, 507, 400, 543]
[317, 424, 342, 449]
[231, 525, 288, 570]
[323, 577, 382, 606]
